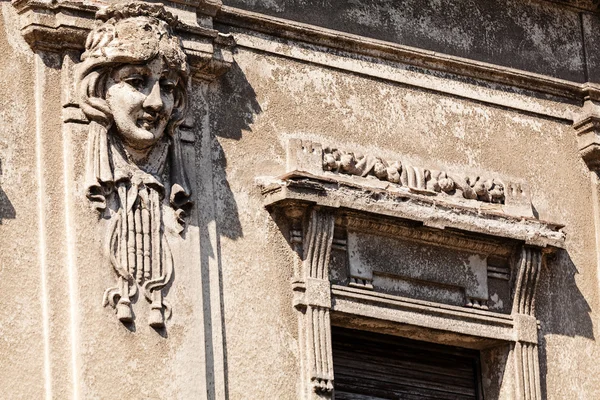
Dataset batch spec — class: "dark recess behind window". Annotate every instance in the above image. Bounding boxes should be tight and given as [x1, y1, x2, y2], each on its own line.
[332, 326, 484, 400]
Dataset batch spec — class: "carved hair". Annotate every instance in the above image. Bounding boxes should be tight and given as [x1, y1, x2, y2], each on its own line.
[78, 2, 189, 134]
[77, 2, 191, 211]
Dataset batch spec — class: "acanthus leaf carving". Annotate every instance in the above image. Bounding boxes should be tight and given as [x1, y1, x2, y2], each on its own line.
[77, 2, 192, 329]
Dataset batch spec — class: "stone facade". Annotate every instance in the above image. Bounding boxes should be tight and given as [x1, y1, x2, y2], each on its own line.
[1, 0, 599, 399]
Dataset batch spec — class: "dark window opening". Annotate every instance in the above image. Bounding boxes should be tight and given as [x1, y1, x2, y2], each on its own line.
[332, 327, 484, 400]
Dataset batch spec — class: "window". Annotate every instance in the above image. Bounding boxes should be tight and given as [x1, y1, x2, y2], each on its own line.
[332, 326, 483, 400]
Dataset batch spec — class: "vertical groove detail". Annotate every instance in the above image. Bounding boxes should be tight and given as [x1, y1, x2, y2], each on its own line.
[513, 247, 542, 317]
[301, 209, 335, 397]
[513, 246, 543, 400]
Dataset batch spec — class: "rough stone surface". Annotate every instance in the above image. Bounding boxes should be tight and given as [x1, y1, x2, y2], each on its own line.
[2, 0, 600, 399]
[223, 0, 589, 81]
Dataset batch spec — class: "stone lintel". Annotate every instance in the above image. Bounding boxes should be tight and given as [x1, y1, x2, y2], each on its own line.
[260, 175, 565, 251]
[331, 285, 515, 346]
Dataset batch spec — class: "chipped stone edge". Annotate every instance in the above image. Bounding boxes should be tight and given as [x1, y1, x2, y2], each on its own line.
[217, 5, 599, 105]
[258, 173, 566, 250]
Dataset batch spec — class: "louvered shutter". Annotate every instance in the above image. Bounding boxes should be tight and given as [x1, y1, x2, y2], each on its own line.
[332, 327, 484, 400]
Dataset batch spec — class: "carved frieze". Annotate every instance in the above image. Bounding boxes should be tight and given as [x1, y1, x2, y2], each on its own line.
[323, 147, 505, 204]
[286, 138, 535, 218]
[76, 2, 192, 328]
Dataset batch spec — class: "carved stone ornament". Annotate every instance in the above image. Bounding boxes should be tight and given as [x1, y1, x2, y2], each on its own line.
[261, 138, 565, 399]
[574, 99, 600, 171]
[323, 146, 505, 204]
[77, 2, 192, 328]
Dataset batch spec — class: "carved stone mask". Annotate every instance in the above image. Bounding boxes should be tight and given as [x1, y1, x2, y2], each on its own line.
[78, 2, 189, 144]
[105, 58, 179, 153]
[76, 2, 192, 328]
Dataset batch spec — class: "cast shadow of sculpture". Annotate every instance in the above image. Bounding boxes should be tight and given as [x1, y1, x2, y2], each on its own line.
[0, 159, 16, 224]
[536, 249, 593, 398]
[186, 59, 261, 398]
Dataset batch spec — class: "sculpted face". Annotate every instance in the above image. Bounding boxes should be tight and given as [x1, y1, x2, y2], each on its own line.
[105, 57, 179, 155]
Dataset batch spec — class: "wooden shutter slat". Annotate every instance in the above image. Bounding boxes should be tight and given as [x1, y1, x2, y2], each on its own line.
[332, 327, 482, 400]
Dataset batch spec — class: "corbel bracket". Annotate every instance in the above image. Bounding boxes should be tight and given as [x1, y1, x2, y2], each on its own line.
[574, 96, 600, 171]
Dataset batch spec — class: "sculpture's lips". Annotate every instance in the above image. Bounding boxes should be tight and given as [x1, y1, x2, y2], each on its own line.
[138, 114, 157, 130]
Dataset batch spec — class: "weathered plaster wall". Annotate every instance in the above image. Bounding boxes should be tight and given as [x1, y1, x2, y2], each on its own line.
[211, 42, 600, 398]
[0, 4, 45, 398]
[63, 86, 223, 399]
[223, 0, 593, 82]
[2, 0, 600, 399]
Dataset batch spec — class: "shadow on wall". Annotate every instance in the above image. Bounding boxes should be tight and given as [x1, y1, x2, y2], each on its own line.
[190, 60, 262, 398]
[0, 159, 16, 224]
[537, 249, 594, 399]
[210, 60, 263, 239]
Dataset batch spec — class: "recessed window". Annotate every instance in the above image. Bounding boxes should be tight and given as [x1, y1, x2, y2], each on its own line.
[332, 327, 484, 400]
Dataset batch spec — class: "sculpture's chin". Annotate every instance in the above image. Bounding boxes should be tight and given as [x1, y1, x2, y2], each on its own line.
[118, 125, 166, 152]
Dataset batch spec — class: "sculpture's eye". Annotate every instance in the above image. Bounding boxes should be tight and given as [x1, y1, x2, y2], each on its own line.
[160, 79, 176, 94]
[124, 75, 146, 90]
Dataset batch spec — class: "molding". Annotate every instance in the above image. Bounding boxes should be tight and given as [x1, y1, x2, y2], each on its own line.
[216, 5, 599, 105]
[331, 285, 515, 343]
[261, 176, 565, 249]
[574, 99, 600, 171]
[345, 215, 514, 258]
[11, 0, 234, 81]
[230, 29, 578, 121]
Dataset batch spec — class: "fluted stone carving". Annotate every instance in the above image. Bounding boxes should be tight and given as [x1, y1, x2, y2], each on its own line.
[512, 246, 544, 400]
[291, 208, 335, 398]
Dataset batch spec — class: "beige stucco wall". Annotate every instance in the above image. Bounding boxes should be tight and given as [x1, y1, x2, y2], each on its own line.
[211, 43, 600, 398]
[0, 4, 45, 398]
[1, 0, 600, 399]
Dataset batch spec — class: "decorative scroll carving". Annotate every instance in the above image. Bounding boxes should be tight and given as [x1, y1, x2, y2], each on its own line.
[77, 2, 192, 328]
[292, 208, 335, 398]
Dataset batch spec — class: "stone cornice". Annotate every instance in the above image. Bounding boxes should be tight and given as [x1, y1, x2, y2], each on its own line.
[216, 5, 600, 102]
[11, 0, 234, 81]
[260, 174, 565, 250]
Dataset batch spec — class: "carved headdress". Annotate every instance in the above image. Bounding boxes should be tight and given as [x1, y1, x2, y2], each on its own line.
[77, 2, 192, 328]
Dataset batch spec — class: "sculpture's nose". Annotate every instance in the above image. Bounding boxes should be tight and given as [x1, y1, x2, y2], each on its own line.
[143, 81, 163, 113]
